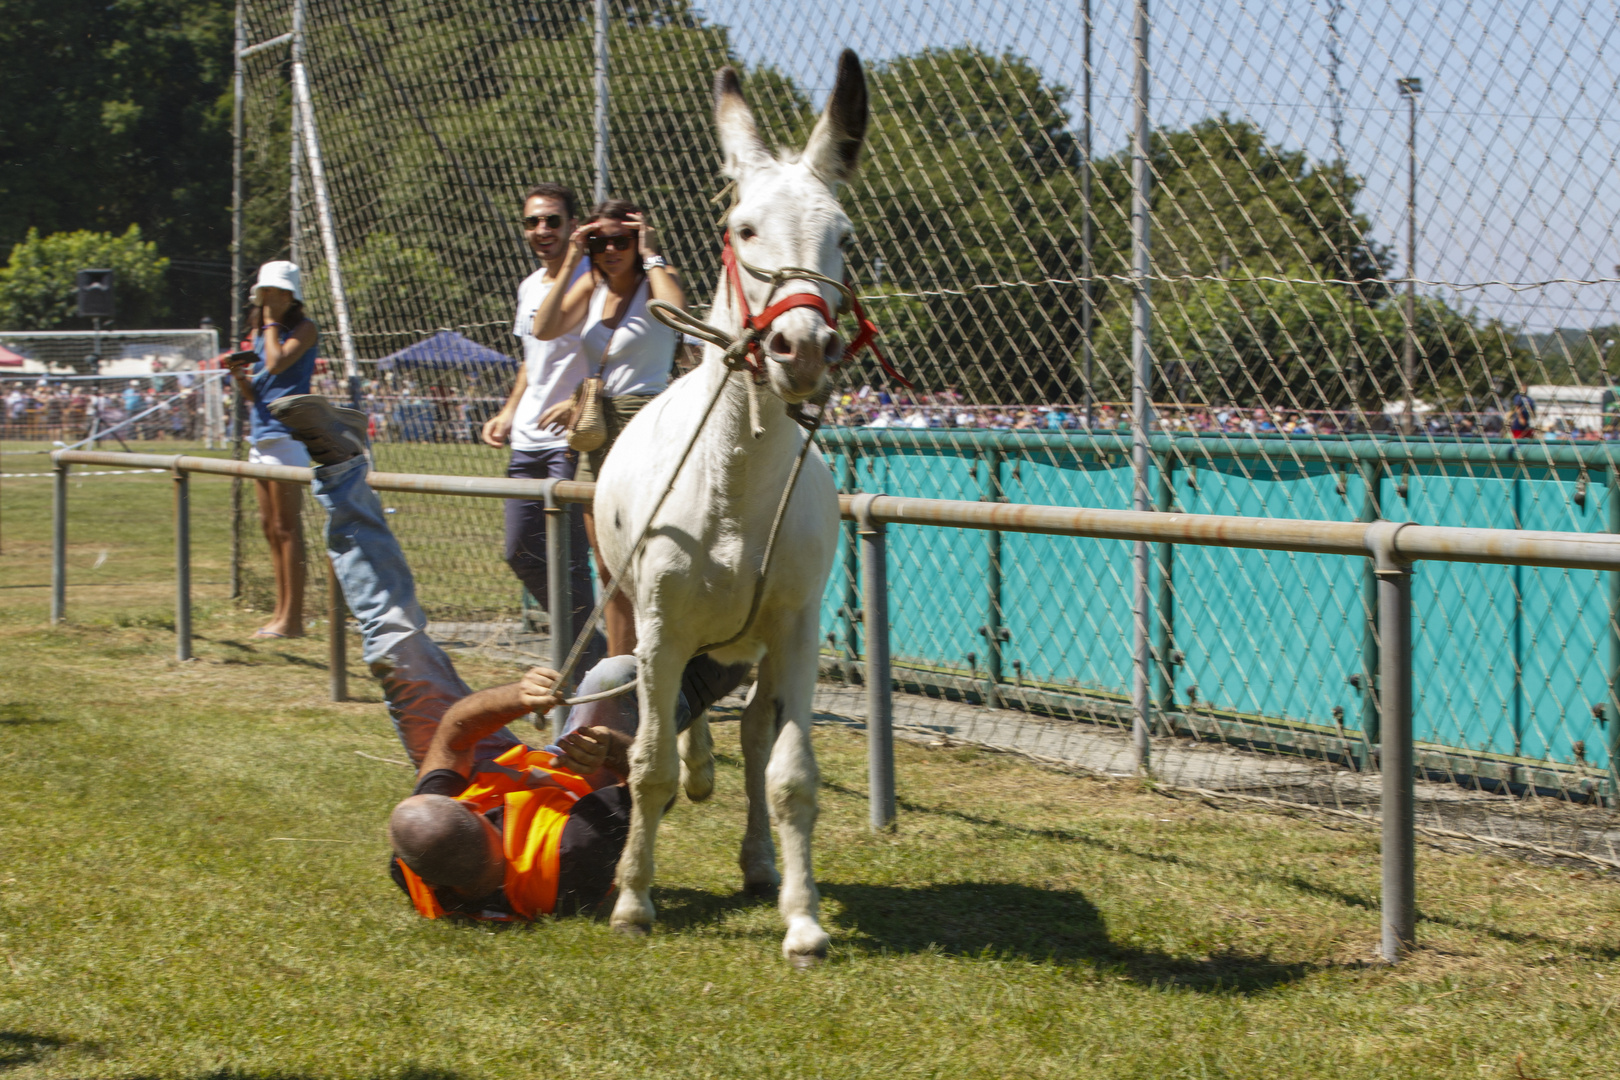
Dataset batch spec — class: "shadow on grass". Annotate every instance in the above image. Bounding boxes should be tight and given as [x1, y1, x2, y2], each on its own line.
[0, 1032, 66, 1070]
[0, 702, 64, 726]
[650, 879, 1310, 992]
[818, 778, 1620, 961]
[113, 1071, 468, 1080]
[823, 881, 1312, 992]
[653, 886, 779, 934]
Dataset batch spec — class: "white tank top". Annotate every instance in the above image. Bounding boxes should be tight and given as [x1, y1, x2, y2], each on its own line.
[579, 277, 676, 397]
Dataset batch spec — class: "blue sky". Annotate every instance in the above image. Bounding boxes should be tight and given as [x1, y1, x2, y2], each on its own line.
[697, 0, 1620, 331]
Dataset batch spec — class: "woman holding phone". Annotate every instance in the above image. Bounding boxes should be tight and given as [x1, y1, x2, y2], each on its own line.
[226, 260, 319, 639]
[530, 199, 686, 656]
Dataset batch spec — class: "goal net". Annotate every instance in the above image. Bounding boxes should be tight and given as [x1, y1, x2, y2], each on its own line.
[1, 329, 228, 448]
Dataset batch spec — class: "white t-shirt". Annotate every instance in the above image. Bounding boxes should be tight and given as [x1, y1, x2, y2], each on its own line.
[510, 260, 590, 452]
[579, 277, 677, 397]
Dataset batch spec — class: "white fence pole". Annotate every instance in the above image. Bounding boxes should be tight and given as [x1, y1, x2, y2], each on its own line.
[290, 3, 362, 408]
[592, 0, 611, 202]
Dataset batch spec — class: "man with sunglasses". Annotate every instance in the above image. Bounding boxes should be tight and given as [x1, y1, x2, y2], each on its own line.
[481, 183, 601, 664]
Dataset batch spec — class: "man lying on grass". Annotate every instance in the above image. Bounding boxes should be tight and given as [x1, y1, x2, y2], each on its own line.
[265, 393, 746, 921]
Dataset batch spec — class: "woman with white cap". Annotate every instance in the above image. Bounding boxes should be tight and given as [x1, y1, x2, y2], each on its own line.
[226, 260, 320, 638]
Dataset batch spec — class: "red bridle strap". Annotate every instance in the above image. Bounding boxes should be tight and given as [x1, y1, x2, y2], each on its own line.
[721, 234, 912, 390]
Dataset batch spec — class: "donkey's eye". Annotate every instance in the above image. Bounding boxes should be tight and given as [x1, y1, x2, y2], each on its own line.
[738, 225, 757, 241]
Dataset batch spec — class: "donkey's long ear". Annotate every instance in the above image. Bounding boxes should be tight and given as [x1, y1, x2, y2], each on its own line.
[715, 66, 770, 180]
[803, 49, 868, 185]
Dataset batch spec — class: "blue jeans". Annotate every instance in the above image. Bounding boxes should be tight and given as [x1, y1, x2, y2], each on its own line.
[311, 455, 521, 765]
[559, 656, 697, 742]
[505, 448, 602, 673]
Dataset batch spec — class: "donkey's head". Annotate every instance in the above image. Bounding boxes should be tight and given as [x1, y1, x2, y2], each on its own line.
[714, 50, 868, 404]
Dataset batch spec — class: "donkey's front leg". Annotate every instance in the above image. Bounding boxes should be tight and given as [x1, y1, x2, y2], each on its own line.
[763, 609, 831, 965]
[609, 637, 686, 935]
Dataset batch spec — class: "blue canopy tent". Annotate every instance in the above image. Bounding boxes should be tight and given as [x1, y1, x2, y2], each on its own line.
[377, 330, 518, 374]
[376, 331, 518, 441]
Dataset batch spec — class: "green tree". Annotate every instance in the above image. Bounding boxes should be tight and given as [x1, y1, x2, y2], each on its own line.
[0, 0, 233, 327]
[0, 225, 170, 330]
[846, 46, 1086, 402]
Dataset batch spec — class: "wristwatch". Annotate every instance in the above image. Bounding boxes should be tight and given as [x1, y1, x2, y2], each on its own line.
[643, 255, 668, 271]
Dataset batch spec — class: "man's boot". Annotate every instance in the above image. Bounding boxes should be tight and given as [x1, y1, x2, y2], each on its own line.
[267, 394, 369, 466]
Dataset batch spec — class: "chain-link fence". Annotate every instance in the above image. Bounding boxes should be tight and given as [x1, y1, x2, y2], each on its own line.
[231, 0, 1620, 866]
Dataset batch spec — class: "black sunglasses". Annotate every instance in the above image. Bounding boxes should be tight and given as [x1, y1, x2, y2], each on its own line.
[586, 233, 635, 254]
[521, 213, 564, 231]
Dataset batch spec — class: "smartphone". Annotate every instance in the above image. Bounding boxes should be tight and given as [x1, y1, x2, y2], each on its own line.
[225, 349, 257, 367]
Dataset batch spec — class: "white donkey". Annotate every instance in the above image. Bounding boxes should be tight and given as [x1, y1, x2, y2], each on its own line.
[592, 50, 870, 963]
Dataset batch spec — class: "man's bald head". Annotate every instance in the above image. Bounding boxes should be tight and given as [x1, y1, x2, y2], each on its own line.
[389, 794, 505, 898]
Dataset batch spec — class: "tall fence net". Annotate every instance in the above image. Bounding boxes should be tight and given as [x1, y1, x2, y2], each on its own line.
[235, 0, 1620, 865]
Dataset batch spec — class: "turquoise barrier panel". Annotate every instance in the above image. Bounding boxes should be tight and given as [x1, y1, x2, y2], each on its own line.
[815, 432, 1615, 775]
[1172, 459, 1363, 729]
[1000, 448, 1136, 698]
[1392, 464, 1611, 769]
[819, 449, 854, 658]
[863, 447, 983, 676]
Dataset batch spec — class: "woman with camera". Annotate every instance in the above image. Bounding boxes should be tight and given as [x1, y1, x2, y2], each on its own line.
[530, 199, 687, 656]
[226, 260, 319, 639]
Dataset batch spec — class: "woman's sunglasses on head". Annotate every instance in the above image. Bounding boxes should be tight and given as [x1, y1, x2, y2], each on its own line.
[586, 233, 635, 254]
[521, 214, 564, 231]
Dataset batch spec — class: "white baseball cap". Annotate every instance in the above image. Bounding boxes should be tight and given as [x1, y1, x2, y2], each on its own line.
[252, 260, 304, 303]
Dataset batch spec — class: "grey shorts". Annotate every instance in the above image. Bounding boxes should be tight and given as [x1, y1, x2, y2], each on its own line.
[573, 393, 656, 485]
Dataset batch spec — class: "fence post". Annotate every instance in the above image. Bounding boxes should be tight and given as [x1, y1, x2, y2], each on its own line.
[542, 479, 572, 743]
[1358, 456, 1381, 765]
[1129, 0, 1154, 775]
[173, 464, 192, 661]
[327, 558, 347, 701]
[1369, 520, 1416, 962]
[1153, 453, 1175, 720]
[839, 453, 861, 682]
[1608, 468, 1620, 806]
[51, 462, 68, 626]
[855, 493, 895, 831]
[982, 448, 1005, 708]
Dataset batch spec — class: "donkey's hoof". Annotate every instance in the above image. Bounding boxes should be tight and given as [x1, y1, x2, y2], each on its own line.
[783, 918, 830, 963]
[743, 879, 779, 900]
[611, 921, 650, 938]
[681, 759, 715, 802]
[788, 950, 825, 971]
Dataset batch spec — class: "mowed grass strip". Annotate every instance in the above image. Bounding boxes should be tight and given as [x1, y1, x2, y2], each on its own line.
[5, 450, 1620, 1076]
[2, 605, 1619, 1079]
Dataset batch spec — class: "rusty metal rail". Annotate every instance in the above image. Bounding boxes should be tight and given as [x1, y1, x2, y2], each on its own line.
[51, 449, 1620, 572]
[47, 446, 1620, 963]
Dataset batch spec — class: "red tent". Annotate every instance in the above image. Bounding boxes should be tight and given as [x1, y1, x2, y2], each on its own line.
[0, 344, 27, 368]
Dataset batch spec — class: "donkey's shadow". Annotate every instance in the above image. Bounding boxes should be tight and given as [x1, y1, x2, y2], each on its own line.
[821, 881, 1310, 992]
[654, 880, 1310, 993]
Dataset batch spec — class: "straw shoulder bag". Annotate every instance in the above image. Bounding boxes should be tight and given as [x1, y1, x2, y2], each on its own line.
[566, 370, 607, 452]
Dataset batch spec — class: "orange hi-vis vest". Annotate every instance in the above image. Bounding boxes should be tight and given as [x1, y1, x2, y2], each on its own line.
[398, 744, 596, 920]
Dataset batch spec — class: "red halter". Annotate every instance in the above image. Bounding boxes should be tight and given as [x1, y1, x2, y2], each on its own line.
[720, 233, 913, 389]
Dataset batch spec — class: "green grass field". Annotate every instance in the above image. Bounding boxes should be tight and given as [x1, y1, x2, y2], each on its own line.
[5, 445, 1620, 1077]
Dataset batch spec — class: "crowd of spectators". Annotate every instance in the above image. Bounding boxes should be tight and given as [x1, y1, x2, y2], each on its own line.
[2, 376, 210, 443]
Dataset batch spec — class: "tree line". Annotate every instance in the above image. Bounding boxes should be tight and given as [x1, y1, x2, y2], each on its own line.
[3, 0, 1599, 409]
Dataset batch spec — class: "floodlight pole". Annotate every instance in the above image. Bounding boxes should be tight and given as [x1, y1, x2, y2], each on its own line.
[592, 0, 610, 203]
[1398, 77, 1422, 434]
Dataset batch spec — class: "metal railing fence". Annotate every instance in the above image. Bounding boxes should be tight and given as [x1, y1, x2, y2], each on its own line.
[47, 446, 1620, 961]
